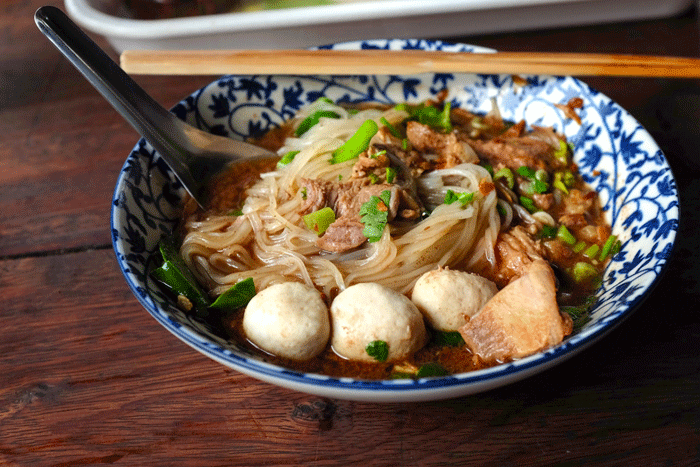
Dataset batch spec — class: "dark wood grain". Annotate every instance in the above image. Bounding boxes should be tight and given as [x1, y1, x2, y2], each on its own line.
[2, 1, 700, 465]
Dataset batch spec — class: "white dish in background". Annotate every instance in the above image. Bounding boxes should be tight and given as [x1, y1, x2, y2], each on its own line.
[65, 0, 694, 53]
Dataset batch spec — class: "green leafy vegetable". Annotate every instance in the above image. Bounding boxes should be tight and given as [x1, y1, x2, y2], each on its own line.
[359, 190, 392, 242]
[517, 166, 549, 194]
[517, 166, 536, 179]
[431, 331, 465, 347]
[416, 363, 449, 378]
[303, 207, 336, 236]
[539, 224, 557, 239]
[151, 237, 210, 311]
[330, 119, 379, 164]
[561, 296, 595, 331]
[209, 277, 256, 311]
[406, 102, 453, 132]
[365, 340, 389, 362]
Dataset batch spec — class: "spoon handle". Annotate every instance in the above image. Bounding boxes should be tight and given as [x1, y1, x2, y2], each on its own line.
[34, 6, 197, 191]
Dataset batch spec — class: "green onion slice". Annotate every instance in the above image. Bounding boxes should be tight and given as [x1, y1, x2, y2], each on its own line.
[295, 110, 340, 136]
[557, 225, 576, 245]
[277, 150, 299, 168]
[330, 119, 379, 164]
[303, 207, 336, 236]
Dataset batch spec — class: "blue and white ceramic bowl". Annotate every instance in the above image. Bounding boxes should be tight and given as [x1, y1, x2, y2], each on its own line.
[111, 39, 679, 402]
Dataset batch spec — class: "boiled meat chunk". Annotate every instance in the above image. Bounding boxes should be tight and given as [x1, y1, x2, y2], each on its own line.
[459, 259, 572, 363]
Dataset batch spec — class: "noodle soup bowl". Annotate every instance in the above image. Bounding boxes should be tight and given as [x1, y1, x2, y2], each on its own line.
[111, 39, 678, 402]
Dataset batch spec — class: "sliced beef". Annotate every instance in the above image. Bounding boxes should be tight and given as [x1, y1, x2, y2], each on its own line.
[317, 216, 367, 252]
[334, 183, 399, 220]
[299, 178, 332, 215]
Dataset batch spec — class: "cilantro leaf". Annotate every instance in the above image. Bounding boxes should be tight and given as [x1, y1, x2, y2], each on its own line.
[416, 362, 449, 378]
[431, 330, 465, 347]
[359, 190, 392, 242]
[365, 340, 389, 362]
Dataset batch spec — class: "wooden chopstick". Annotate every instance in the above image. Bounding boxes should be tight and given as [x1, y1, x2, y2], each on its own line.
[120, 49, 700, 78]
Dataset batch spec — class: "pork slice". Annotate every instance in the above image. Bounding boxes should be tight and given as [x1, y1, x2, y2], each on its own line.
[316, 216, 367, 252]
[476, 225, 545, 288]
[459, 259, 572, 363]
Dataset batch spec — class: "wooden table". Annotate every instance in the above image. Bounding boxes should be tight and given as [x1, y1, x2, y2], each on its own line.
[3, 1, 700, 465]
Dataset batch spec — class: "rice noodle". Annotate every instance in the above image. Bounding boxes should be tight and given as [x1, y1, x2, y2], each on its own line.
[181, 104, 500, 298]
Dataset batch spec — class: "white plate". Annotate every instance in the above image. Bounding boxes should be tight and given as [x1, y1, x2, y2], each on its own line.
[65, 0, 693, 52]
[111, 39, 678, 402]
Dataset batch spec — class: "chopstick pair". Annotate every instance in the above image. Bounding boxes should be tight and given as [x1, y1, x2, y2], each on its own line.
[120, 49, 700, 78]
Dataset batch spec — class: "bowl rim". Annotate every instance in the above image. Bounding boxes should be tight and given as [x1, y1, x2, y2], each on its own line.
[110, 38, 679, 401]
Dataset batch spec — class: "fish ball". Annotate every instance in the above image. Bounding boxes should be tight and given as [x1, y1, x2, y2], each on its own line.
[330, 283, 428, 362]
[243, 282, 330, 361]
[412, 268, 498, 331]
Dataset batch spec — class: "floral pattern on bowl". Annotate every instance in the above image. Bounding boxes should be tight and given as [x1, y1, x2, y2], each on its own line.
[111, 39, 678, 402]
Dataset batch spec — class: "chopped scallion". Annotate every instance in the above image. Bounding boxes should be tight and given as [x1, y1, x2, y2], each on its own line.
[380, 116, 402, 138]
[295, 110, 340, 136]
[584, 244, 600, 259]
[494, 167, 514, 189]
[386, 166, 397, 183]
[277, 150, 299, 168]
[573, 241, 587, 253]
[553, 139, 569, 164]
[520, 195, 539, 213]
[557, 225, 576, 245]
[571, 262, 599, 283]
[330, 119, 379, 164]
[599, 234, 618, 260]
[303, 207, 336, 236]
